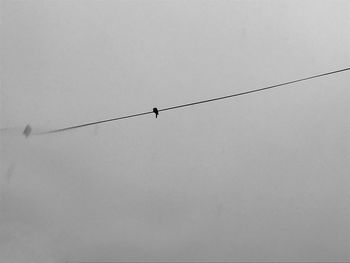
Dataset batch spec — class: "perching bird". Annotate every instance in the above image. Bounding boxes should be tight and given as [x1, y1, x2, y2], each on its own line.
[153, 107, 159, 118]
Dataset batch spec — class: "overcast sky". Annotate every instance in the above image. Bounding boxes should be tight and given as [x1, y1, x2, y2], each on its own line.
[1, 1, 350, 262]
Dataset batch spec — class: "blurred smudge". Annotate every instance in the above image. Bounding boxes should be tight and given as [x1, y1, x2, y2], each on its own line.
[5, 163, 16, 182]
[23, 125, 32, 138]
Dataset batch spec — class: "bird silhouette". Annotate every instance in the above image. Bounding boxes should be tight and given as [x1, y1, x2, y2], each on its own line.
[153, 107, 159, 118]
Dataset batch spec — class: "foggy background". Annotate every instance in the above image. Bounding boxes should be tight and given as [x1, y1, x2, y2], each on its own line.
[1, 1, 349, 262]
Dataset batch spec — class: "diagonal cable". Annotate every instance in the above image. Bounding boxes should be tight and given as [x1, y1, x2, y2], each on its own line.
[39, 67, 350, 135]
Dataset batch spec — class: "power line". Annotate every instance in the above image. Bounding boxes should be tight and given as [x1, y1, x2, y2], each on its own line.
[40, 67, 350, 135]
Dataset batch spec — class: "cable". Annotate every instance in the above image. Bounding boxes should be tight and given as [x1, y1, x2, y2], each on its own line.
[40, 67, 350, 135]
[42, 111, 153, 134]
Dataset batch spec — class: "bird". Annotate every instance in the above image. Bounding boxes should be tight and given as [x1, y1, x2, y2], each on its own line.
[153, 107, 159, 118]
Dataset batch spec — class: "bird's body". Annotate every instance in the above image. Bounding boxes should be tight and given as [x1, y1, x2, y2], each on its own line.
[153, 107, 159, 118]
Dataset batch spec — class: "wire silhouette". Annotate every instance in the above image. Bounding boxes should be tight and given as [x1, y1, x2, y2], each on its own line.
[39, 67, 350, 135]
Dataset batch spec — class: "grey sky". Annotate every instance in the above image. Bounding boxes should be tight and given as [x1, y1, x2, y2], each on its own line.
[1, 1, 350, 262]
